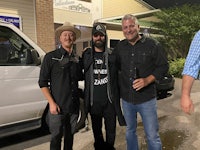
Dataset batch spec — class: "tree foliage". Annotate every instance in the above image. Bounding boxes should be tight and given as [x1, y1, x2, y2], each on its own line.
[152, 4, 200, 60]
[169, 58, 185, 78]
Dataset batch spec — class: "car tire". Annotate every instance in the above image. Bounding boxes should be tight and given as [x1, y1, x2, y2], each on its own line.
[157, 90, 168, 100]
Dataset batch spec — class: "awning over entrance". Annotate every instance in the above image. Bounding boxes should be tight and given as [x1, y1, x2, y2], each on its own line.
[96, 9, 160, 33]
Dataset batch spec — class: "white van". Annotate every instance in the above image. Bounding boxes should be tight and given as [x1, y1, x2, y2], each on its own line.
[0, 20, 48, 138]
[0, 20, 86, 138]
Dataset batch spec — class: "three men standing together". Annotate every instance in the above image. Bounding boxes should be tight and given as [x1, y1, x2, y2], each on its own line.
[39, 14, 169, 150]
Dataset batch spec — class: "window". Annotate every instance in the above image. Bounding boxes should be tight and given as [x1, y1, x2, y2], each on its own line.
[83, 41, 88, 49]
[0, 26, 37, 66]
[73, 44, 77, 53]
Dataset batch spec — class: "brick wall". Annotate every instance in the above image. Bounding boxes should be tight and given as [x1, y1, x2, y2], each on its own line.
[35, 0, 55, 52]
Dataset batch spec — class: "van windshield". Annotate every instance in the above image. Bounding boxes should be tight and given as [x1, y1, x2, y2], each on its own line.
[0, 26, 35, 65]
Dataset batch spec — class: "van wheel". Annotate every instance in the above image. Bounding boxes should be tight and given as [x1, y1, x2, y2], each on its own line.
[41, 100, 87, 133]
[41, 105, 50, 134]
[75, 98, 87, 132]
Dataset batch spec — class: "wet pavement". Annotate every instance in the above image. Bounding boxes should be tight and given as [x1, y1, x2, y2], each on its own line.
[24, 78, 200, 150]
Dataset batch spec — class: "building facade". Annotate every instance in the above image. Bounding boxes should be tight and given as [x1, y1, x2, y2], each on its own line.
[54, 0, 157, 55]
[0, 0, 157, 54]
[0, 0, 55, 52]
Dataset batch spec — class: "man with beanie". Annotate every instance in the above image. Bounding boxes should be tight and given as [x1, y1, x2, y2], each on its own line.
[38, 22, 83, 150]
[82, 23, 126, 150]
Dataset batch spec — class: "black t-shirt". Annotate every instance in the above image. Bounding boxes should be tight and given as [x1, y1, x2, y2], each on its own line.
[91, 52, 108, 114]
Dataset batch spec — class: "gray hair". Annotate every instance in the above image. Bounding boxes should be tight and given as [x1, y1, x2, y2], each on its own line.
[122, 14, 139, 25]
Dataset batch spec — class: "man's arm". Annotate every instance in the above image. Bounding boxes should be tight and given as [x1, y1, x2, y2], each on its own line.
[180, 75, 195, 114]
[180, 30, 200, 114]
[41, 87, 60, 114]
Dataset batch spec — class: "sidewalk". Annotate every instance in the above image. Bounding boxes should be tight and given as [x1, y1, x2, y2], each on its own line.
[26, 78, 200, 150]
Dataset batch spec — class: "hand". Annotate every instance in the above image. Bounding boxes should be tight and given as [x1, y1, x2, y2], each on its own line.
[82, 46, 91, 52]
[180, 95, 194, 115]
[49, 101, 61, 114]
[132, 78, 148, 91]
[133, 75, 154, 91]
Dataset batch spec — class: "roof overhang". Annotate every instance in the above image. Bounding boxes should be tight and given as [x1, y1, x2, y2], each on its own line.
[96, 9, 160, 31]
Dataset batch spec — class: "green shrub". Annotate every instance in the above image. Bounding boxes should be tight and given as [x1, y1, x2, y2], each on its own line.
[169, 58, 185, 78]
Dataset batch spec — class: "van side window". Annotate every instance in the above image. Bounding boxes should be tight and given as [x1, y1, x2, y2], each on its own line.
[0, 37, 12, 63]
[0, 26, 38, 66]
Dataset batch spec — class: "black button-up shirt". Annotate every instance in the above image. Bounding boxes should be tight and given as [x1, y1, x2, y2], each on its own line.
[38, 47, 83, 114]
[114, 35, 169, 104]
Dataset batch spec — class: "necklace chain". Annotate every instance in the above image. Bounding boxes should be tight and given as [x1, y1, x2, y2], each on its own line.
[94, 55, 104, 80]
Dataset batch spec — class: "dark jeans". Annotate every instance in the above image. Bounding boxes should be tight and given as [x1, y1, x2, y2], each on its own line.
[47, 111, 78, 150]
[90, 102, 116, 146]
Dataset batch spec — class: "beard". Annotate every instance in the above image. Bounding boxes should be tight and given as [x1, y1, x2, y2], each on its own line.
[93, 40, 105, 48]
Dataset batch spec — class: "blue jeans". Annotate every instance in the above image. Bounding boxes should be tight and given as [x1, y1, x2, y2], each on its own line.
[122, 98, 162, 150]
